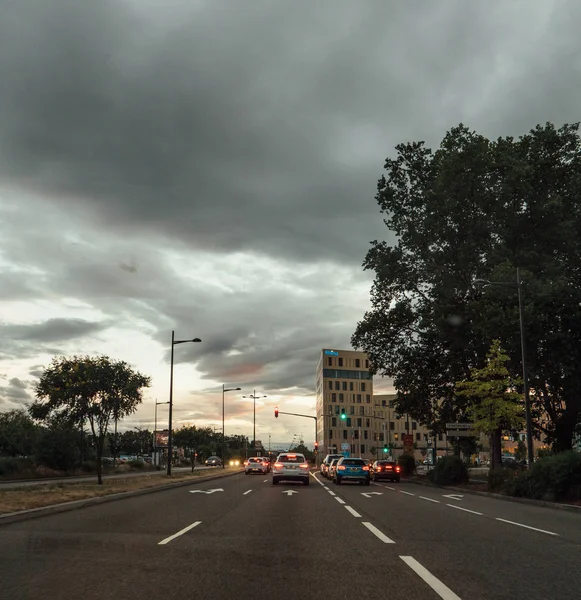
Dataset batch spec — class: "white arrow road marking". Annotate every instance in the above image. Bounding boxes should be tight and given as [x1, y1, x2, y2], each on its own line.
[400, 556, 462, 599]
[158, 521, 201, 545]
[189, 488, 224, 494]
[282, 490, 299, 496]
[442, 494, 464, 500]
[362, 492, 383, 498]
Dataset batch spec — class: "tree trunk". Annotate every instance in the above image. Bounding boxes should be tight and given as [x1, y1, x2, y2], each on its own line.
[96, 438, 105, 485]
[553, 406, 579, 453]
[490, 428, 502, 470]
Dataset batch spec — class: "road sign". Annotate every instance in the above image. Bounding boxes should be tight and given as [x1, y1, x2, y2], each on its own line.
[282, 490, 299, 496]
[403, 433, 413, 453]
[189, 488, 224, 494]
[361, 492, 383, 498]
[446, 423, 476, 437]
[341, 443, 349, 450]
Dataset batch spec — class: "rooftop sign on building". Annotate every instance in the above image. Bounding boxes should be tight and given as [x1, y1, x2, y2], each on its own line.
[324, 350, 339, 356]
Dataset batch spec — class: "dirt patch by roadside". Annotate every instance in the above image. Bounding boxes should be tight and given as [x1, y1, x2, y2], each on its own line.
[0, 467, 241, 514]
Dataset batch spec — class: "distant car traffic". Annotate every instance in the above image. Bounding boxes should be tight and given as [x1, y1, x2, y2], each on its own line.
[272, 453, 310, 486]
[371, 460, 401, 482]
[229, 459, 241, 466]
[328, 458, 341, 481]
[205, 456, 222, 467]
[245, 457, 269, 475]
[333, 457, 370, 486]
[321, 454, 343, 478]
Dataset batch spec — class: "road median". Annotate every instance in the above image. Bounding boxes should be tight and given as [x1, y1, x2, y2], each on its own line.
[0, 467, 243, 526]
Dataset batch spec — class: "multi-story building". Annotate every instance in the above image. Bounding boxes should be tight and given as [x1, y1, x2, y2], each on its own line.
[316, 348, 376, 459]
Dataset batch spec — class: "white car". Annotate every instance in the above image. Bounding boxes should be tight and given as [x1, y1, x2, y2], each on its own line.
[245, 457, 269, 475]
[272, 453, 310, 486]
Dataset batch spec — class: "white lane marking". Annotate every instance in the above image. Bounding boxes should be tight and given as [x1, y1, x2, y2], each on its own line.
[243, 489, 252, 495]
[420, 496, 440, 503]
[345, 506, 362, 518]
[495, 518, 559, 536]
[446, 504, 482, 516]
[334, 496, 346, 505]
[323, 486, 330, 491]
[362, 521, 395, 544]
[400, 491, 415, 496]
[158, 521, 202, 545]
[442, 493, 464, 501]
[327, 490, 336, 496]
[400, 556, 462, 600]
[263, 479, 268, 483]
[384, 486, 396, 491]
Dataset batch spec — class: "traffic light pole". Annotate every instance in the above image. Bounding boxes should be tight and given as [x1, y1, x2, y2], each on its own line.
[274, 409, 318, 468]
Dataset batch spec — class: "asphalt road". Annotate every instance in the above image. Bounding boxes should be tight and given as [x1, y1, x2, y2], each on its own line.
[1, 471, 580, 600]
[0, 465, 214, 489]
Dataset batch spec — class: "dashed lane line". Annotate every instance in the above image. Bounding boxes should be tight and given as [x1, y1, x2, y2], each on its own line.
[334, 496, 346, 505]
[400, 491, 415, 496]
[362, 521, 395, 544]
[345, 506, 362, 518]
[420, 496, 440, 503]
[327, 490, 337, 496]
[243, 489, 252, 496]
[495, 518, 558, 536]
[158, 521, 202, 545]
[400, 556, 462, 600]
[446, 504, 482, 516]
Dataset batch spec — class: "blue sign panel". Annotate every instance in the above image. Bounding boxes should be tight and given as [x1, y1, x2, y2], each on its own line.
[324, 350, 339, 356]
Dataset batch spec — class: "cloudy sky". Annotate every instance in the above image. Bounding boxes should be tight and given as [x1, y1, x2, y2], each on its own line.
[1, 0, 579, 447]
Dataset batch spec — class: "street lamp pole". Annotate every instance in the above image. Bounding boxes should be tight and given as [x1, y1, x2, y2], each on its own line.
[167, 330, 202, 476]
[242, 390, 267, 449]
[222, 384, 241, 468]
[474, 268, 534, 466]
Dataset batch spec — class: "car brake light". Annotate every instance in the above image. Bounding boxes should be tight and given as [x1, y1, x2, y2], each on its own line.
[288, 454, 296, 458]
[376, 467, 382, 471]
[300, 463, 309, 468]
[396, 466, 401, 472]
[338, 465, 345, 471]
[274, 463, 283, 468]
[363, 466, 369, 471]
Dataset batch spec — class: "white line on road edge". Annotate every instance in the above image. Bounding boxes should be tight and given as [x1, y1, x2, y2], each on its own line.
[446, 504, 482, 516]
[420, 496, 440, 503]
[243, 489, 252, 495]
[362, 522, 395, 544]
[158, 521, 202, 545]
[345, 506, 362, 518]
[334, 496, 346, 505]
[495, 518, 559, 536]
[327, 490, 336, 496]
[400, 491, 415, 496]
[400, 556, 462, 600]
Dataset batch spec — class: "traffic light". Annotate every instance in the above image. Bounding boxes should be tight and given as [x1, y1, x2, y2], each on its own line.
[274, 407, 279, 418]
[340, 409, 346, 420]
[383, 445, 388, 453]
[314, 441, 319, 450]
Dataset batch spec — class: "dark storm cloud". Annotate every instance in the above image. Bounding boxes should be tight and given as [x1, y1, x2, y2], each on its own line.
[5, 318, 109, 343]
[7, 1, 580, 265]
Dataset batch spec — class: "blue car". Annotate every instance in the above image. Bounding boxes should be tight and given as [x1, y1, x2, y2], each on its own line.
[334, 457, 371, 486]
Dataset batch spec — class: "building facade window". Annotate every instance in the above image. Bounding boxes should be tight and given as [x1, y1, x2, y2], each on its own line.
[332, 393, 336, 402]
[342, 381, 347, 391]
[338, 357, 343, 366]
[355, 358, 361, 367]
[339, 393, 344, 402]
[361, 382, 366, 391]
[366, 394, 370, 403]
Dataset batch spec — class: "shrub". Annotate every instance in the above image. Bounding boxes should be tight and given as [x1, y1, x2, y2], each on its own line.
[0, 457, 36, 477]
[432, 455, 468, 486]
[398, 454, 416, 476]
[503, 451, 581, 501]
[127, 459, 145, 469]
[488, 467, 517, 493]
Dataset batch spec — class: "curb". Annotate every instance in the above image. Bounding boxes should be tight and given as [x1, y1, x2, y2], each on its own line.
[0, 469, 244, 526]
[406, 477, 581, 514]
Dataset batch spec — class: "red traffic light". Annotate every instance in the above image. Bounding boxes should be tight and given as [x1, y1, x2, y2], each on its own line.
[274, 407, 278, 418]
[314, 442, 319, 450]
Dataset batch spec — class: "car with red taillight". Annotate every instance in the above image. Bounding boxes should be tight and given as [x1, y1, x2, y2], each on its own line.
[371, 460, 401, 482]
[245, 457, 269, 475]
[333, 457, 371, 486]
[321, 454, 343, 478]
[328, 458, 341, 481]
[272, 453, 310, 486]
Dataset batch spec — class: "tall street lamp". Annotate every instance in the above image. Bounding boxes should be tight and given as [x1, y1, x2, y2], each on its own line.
[167, 330, 202, 476]
[222, 384, 241, 468]
[474, 267, 534, 467]
[242, 389, 267, 449]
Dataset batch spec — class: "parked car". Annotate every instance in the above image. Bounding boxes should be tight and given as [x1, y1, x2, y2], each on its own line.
[371, 460, 401, 482]
[272, 453, 310, 485]
[334, 457, 370, 486]
[205, 456, 222, 467]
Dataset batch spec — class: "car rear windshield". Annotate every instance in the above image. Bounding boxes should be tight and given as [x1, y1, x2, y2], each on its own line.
[248, 458, 262, 463]
[378, 461, 396, 466]
[342, 459, 365, 466]
[278, 455, 304, 463]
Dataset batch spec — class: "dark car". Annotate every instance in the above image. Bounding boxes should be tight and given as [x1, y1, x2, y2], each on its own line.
[205, 456, 222, 467]
[371, 460, 401, 482]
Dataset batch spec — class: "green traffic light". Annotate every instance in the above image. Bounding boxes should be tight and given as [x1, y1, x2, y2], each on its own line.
[341, 413, 346, 420]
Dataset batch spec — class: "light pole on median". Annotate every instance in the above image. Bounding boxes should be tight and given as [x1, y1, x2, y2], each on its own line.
[243, 389, 267, 449]
[474, 267, 534, 467]
[167, 330, 202, 476]
[222, 384, 241, 468]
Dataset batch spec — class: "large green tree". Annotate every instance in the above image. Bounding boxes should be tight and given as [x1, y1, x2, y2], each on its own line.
[31, 355, 151, 484]
[352, 122, 581, 451]
[0, 409, 40, 457]
[455, 340, 524, 469]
